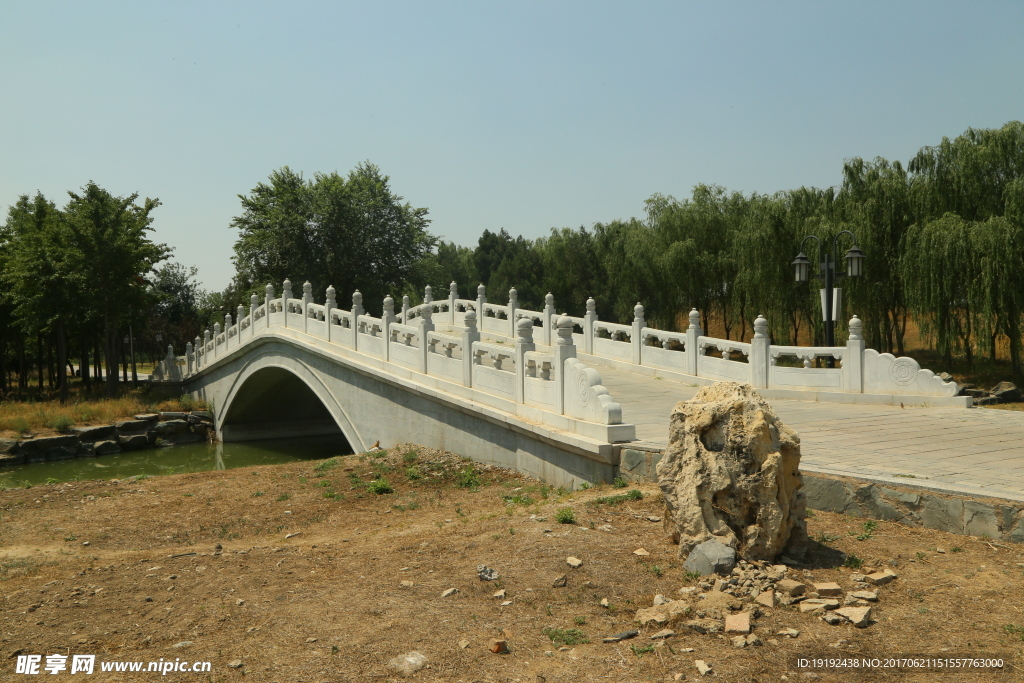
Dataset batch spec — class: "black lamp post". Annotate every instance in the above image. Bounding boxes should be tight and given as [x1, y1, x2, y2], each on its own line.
[792, 231, 866, 366]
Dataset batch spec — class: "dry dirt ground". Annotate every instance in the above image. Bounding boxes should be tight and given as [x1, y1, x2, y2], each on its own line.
[1, 446, 1022, 682]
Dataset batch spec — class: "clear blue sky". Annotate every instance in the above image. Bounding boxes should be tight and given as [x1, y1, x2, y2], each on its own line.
[3, 2, 1022, 293]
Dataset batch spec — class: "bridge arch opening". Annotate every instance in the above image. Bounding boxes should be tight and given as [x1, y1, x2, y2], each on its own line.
[219, 366, 354, 452]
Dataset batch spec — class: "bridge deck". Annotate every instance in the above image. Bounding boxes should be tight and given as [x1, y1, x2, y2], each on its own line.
[596, 363, 1024, 503]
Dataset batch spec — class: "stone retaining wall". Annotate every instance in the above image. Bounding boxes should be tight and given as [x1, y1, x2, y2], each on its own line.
[618, 446, 1024, 545]
[0, 412, 215, 466]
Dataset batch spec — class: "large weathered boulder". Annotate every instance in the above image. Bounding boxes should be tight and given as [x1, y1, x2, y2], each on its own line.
[656, 382, 807, 561]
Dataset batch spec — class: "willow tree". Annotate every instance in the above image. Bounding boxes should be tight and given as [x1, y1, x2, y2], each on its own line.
[839, 157, 912, 353]
[901, 214, 978, 365]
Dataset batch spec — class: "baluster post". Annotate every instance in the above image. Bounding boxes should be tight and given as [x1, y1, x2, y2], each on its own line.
[213, 323, 221, 360]
[750, 314, 769, 388]
[515, 316, 535, 404]
[686, 308, 703, 377]
[542, 293, 555, 346]
[282, 279, 293, 328]
[382, 295, 396, 363]
[583, 297, 597, 355]
[249, 295, 258, 340]
[351, 290, 363, 351]
[845, 315, 864, 393]
[449, 281, 458, 325]
[554, 314, 577, 415]
[507, 287, 518, 338]
[325, 286, 336, 343]
[194, 335, 202, 369]
[302, 281, 312, 334]
[476, 283, 486, 324]
[462, 308, 479, 388]
[632, 302, 645, 366]
[401, 295, 410, 324]
[185, 342, 193, 376]
[265, 284, 274, 329]
[418, 301, 434, 374]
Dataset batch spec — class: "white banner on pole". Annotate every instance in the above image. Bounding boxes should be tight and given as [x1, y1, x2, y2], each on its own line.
[819, 288, 842, 322]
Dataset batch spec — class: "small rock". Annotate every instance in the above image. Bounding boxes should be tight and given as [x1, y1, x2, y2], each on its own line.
[653, 594, 670, 605]
[683, 539, 736, 576]
[458, 640, 470, 649]
[235, 599, 245, 606]
[633, 548, 650, 556]
[552, 574, 568, 588]
[778, 628, 800, 638]
[821, 612, 845, 625]
[566, 557, 583, 568]
[866, 569, 897, 586]
[835, 606, 872, 627]
[678, 586, 698, 596]
[683, 619, 722, 635]
[493, 589, 506, 598]
[731, 635, 748, 648]
[603, 630, 638, 643]
[755, 589, 775, 608]
[813, 582, 842, 597]
[501, 601, 512, 606]
[673, 674, 686, 681]
[650, 629, 675, 640]
[849, 573, 866, 582]
[802, 598, 840, 609]
[489, 639, 509, 654]
[724, 612, 750, 634]
[936, 548, 946, 553]
[600, 598, 610, 608]
[387, 651, 428, 674]
[745, 634, 762, 647]
[477, 565, 499, 581]
[776, 579, 805, 597]
[798, 603, 826, 615]
[306, 637, 318, 643]
[285, 532, 302, 539]
[849, 590, 877, 602]
[227, 660, 243, 669]
[441, 588, 459, 597]
[695, 660, 713, 676]
[172, 641, 193, 649]
[82, 541, 90, 547]
[597, 524, 613, 531]
[647, 516, 662, 522]
[400, 580, 413, 588]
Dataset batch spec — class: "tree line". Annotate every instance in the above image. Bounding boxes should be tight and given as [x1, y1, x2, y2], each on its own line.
[3, 122, 1022, 401]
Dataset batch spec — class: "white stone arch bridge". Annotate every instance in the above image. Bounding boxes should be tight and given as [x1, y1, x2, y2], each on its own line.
[154, 280, 965, 488]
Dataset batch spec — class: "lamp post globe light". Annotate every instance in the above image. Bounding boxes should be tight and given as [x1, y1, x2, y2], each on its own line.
[792, 231, 865, 367]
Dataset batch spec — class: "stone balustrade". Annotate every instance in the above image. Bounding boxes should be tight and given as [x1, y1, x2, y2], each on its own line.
[157, 281, 962, 418]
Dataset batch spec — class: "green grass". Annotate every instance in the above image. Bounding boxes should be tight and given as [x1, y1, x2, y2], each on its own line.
[853, 520, 877, 541]
[554, 507, 576, 524]
[630, 643, 655, 657]
[313, 457, 342, 476]
[366, 478, 393, 495]
[542, 627, 589, 647]
[276, 493, 290, 502]
[455, 466, 481, 489]
[501, 494, 535, 507]
[843, 553, 864, 569]
[402, 450, 418, 464]
[587, 490, 643, 506]
[1003, 624, 1024, 642]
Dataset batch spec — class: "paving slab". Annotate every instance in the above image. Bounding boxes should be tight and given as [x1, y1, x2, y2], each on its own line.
[595, 364, 1024, 502]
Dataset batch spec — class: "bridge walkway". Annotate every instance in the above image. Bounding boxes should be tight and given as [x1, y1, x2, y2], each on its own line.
[595, 363, 1024, 503]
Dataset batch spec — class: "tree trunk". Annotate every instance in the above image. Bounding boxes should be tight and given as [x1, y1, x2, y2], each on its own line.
[121, 336, 128, 383]
[94, 338, 102, 384]
[81, 341, 90, 388]
[56, 320, 68, 404]
[47, 336, 55, 392]
[0, 337, 6, 396]
[37, 333, 44, 392]
[17, 335, 27, 394]
[104, 313, 118, 397]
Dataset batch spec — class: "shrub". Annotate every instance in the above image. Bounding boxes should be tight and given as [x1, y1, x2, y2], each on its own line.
[542, 627, 588, 646]
[367, 478, 393, 495]
[554, 507, 576, 524]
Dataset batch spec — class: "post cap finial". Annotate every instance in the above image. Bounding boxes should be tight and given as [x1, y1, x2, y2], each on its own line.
[688, 308, 701, 329]
[848, 315, 863, 340]
[516, 316, 534, 341]
[303, 281, 312, 294]
[545, 292, 554, 306]
[754, 314, 768, 338]
[633, 302, 645, 321]
[477, 283, 486, 295]
[586, 297, 596, 313]
[450, 281, 458, 295]
[266, 283, 275, 296]
[352, 289, 362, 305]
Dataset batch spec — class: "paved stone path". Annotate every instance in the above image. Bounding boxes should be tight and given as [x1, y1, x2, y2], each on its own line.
[595, 364, 1024, 502]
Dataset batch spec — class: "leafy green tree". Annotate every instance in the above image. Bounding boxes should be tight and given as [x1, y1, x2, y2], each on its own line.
[231, 162, 434, 312]
[63, 182, 169, 396]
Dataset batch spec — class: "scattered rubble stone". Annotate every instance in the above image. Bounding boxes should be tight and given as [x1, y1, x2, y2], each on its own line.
[441, 588, 458, 597]
[865, 569, 898, 585]
[387, 651, 428, 675]
[813, 582, 842, 596]
[489, 639, 509, 654]
[835, 606, 872, 627]
[477, 565, 499, 581]
[776, 579, 806, 597]
[683, 539, 737, 576]
[552, 574, 568, 588]
[755, 590, 775, 608]
[694, 660, 713, 676]
[227, 660, 243, 669]
[724, 612, 750, 634]
[603, 631, 638, 643]
[650, 629, 675, 640]
[566, 557, 583, 568]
